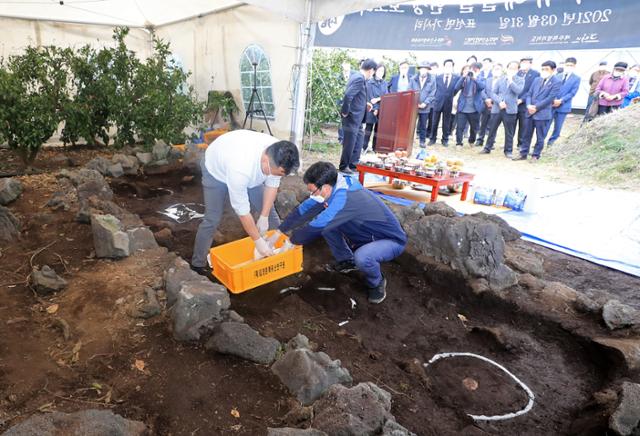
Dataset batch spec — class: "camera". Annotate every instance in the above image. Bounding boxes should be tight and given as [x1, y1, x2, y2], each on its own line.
[467, 71, 474, 78]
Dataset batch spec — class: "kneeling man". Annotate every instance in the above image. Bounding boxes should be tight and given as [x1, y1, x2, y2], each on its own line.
[272, 162, 406, 304]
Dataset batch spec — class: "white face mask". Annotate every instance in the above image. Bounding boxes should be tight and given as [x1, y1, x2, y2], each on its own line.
[507, 69, 518, 77]
[564, 66, 575, 75]
[612, 70, 623, 78]
[520, 62, 531, 71]
[492, 69, 503, 78]
[310, 193, 325, 203]
[443, 66, 453, 74]
[540, 70, 551, 79]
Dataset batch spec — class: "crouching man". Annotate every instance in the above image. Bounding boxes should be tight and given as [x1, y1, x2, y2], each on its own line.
[270, 162, 407, 304]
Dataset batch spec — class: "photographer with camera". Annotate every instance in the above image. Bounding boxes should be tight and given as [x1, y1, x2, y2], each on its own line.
[453, 62, 486, 147]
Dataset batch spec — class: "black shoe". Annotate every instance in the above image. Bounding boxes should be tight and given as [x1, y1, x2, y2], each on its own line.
[479, 149, 490, 154]
[368, 276, 387, 304]
[504, 152, 513, 159]
[455, 143, 463, 147]
[547, 141, 555, 147]
[475, 140, 484, 147]
[325, 260, 358, 274]
[530, 156, 540, 163]
[340, 168, 355, 175]
[441, 140, 449, 147]
[428, 140, 436, 146]
[191, 264, 212, 277]
[512, 155, 527, 161]
[419, 142, 426, 148]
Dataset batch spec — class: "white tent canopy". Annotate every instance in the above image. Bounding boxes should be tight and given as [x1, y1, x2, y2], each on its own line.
[0, 0, 404, 27]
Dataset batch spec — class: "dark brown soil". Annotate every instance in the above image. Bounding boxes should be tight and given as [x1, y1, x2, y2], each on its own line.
[0, 154, 636, 435]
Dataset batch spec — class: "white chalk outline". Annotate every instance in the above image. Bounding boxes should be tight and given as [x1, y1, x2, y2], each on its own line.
[424, 352, 535, 422]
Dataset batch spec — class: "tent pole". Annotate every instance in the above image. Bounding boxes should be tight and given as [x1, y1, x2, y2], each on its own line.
[290, 0, 315, 151]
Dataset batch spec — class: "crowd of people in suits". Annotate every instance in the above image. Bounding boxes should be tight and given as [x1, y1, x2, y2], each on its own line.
[337, 55, 640, 173]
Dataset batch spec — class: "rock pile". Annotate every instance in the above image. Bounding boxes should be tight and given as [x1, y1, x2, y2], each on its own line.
[0, 178, 23, 205]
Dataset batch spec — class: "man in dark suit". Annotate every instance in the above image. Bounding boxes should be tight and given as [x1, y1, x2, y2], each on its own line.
[339, 59, 376, 174]
[430, 59, 459, 146]
[410, 61, 437, 148]
[475, 57, 494, 147]
[337, 62, 355, 144]
[479, 61, 524, 158]
[454, 62, 486, 146]
[515, 60, 562, 161]
[388, 60, 412, 93]
[515, 57, 541, 151]
[547, 57, 580, 146]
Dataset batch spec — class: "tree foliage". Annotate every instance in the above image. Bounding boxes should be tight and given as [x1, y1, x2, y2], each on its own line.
[0, 26, 205, 166]
[0, 46, 71, 165]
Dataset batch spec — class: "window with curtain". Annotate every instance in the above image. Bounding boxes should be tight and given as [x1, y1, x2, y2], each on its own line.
[239, 44, 275, 119]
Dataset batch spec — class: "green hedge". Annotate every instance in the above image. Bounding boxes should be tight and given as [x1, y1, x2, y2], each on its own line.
[0, 27, 204, 166]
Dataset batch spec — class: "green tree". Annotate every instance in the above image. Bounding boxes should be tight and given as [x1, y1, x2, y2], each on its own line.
[0, 46, 71, 167]
[305, 49, 356, 136]
[107, 27, 141, 148]
[61, 45, 114, 146]
[132, 33, 204, 147]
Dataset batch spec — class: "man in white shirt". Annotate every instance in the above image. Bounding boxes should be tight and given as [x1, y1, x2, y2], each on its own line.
[191, 129, 300, 274]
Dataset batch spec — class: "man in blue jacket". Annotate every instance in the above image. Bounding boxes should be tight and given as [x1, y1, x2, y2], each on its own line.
[515, 57, 541, 151]
[339, 59, 376, 174]
[454, 62, 486, 146]
[430, 59, 459, 146]
[410, 61, 437, 148]
[514, 60, 562, 161]
[546, 57, 580, 146]
[272, 162, 407, 304]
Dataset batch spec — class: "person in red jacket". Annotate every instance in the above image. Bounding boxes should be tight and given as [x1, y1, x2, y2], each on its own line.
[595, 62, 630, 115]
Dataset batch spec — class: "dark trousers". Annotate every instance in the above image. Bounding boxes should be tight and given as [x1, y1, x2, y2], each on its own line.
[455, 112, 480, 145]
[520, 117, 551, 158]
[484, 111, 517, 154]
[516, 106, 527, 147]
[598, 105, 619, 115]
[363, 122, 379, 151]
[430, 103, 453, 142]
[477, 106, 491, 142]
[426, 108, 434, 138]
[416, 112, 429, 144]
[547, 110, 568, 143]
[449, 112, 456, 136]
[339, 118, 364, 170]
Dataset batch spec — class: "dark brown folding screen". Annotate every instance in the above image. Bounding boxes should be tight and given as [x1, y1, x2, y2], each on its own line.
[375, 90, 419, 155]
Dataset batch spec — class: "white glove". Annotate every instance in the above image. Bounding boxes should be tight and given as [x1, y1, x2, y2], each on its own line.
[266, 230, 282, 248]
[256, 215, 269, 237]
[254, 237, 274, 260]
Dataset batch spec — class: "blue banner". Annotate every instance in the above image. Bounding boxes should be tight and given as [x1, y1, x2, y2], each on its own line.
[315, 0, 640, 51]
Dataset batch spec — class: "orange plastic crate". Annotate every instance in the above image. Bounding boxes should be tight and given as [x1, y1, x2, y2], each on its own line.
[209, 231, 303, 294]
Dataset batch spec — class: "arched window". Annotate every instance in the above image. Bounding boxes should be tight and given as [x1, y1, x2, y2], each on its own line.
[240, 44, 275, 119]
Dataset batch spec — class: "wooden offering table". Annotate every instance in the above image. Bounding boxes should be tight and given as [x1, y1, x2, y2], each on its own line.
[355, 164, 474, 203]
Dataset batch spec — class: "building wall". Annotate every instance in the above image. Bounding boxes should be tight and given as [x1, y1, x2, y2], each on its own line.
[155, 5, 300, 140]
[0, 17, 151, 59]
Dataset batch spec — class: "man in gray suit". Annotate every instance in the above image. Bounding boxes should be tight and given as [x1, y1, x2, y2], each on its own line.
[480, 61, 524, 158]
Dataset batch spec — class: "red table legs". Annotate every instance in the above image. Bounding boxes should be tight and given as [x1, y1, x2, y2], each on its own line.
[461, 181, 470, 201]
[430, 184, 439, 202]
